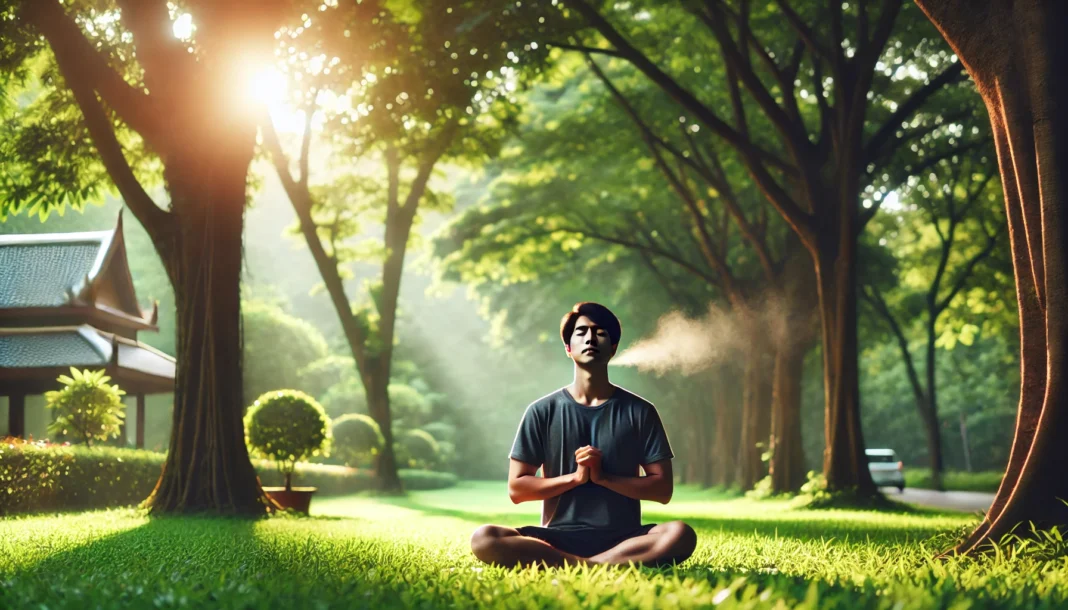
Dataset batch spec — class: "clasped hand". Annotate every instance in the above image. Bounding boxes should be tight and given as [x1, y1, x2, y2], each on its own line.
[574, 445, 604, 484]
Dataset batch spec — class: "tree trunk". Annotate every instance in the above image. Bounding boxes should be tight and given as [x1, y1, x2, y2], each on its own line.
[736, 347, 771, 490]
[925, 319, 945, 490]
[769, 340, 808, 494]
[695, 385, 712, 487]
[915, 0, 1068, 553]
[710, 367, 739, 488]
[146, 170, 270, 515]
[816, 218, 878, 496]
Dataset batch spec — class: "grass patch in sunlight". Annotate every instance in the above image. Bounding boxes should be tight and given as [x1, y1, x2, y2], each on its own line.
[906, 468, 1004, 492]
[2, 481, 1066, 609]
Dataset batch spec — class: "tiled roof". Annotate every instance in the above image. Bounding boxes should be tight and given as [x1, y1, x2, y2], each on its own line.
[0, 327, 109, 368]
[0, 231, 111, 308]
[0, 326, 174, 380]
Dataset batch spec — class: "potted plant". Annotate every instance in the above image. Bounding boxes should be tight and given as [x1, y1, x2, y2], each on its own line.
[244, 390, 330, 514]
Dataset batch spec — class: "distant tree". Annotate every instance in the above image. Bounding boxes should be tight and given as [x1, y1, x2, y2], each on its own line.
[861, 152, 1003, 489]
[492, 0, 975, 497]
[261, 0, 554, 492]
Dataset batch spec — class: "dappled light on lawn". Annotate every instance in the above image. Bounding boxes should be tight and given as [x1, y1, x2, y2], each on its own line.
[4, 484, 1068, 608]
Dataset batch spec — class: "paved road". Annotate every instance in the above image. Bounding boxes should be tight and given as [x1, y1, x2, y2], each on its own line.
[880, 487, 995, 513]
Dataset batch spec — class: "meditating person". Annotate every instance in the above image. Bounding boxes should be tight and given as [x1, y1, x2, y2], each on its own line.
[470, 302, 698, 568]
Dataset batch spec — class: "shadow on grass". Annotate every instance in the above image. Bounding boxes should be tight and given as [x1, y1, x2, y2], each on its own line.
[0, 513, 386, 608]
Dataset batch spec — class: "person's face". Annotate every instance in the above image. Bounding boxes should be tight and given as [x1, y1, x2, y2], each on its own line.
[566, 315, 617, 365]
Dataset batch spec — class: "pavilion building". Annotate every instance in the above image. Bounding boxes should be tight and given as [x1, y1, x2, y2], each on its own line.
[0, 215, 174, 447]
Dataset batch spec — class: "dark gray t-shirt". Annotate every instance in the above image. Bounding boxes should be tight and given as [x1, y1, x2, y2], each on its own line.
[509, 386, 674, 531]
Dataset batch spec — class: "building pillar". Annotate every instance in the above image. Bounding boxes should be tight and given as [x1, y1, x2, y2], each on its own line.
[8, 394, 25, 439]
[118, 398, 128, 446]
[136, 394, 146, 449]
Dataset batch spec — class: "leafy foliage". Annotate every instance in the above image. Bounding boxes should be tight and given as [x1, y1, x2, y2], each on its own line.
[0, 440, 453, 514]
[395, 428, 441, 470]
[242, 300, 330, 404]
[244, 390, 331, 488]
[44, 368, 126, 447]
[330, 413, 384, 468]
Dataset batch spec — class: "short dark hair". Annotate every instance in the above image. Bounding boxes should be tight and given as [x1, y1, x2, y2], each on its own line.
[560, 302, 622, 346]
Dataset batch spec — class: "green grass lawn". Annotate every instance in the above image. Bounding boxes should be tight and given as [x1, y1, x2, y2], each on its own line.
[2, 481, 1066, 609]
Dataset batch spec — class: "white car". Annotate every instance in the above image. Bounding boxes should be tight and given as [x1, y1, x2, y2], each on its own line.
[866, 448, 905, 492]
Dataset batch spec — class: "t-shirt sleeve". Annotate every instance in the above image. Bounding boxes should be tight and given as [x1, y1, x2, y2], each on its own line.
[509, 402, 545, 466]
[640, 405, 674, 464]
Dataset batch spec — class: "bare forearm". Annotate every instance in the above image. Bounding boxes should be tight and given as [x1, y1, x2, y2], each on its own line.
[596, 473, 672, 504]
[508, 473, 582, 504]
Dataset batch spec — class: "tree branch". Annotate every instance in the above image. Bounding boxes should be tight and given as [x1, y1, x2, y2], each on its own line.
[115, 0, 195, 101]
[859, 141, 982, 230]
[863, 62, 968, 163]
[771, 0, 833, 61]
[861, 285, 929, 411]
[567, 0, 792, 173]
[936, 218, 1000, 313]
[47, 29, 170, 254]
[545, 41, 629, 59]
[299, 104, 315, 189]
[261, 117, 371, 378]
[23, 0, 166, 150]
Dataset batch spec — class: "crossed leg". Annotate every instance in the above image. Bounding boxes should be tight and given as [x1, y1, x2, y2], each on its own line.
[470, 525, 591, 568]
[470, 521, 697, 569]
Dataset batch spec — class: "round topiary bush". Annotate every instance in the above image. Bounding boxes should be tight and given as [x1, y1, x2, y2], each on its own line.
[397, 429, 440, 469]
[244, 390, 330, 490]
[331, 413, 384, 468]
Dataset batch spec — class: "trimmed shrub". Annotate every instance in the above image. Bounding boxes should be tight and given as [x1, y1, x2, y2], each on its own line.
[396, 429, 441, 470]
[242, 301, 329, 404]
[245, 390, 331, 489]
[388, 384, 433, 429]
[331, 414, 384, 467]
[0, 439, 456, 514]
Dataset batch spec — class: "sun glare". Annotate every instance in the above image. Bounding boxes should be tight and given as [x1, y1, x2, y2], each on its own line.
[171, 13, 308, 134]
[172, 13, 194, 40]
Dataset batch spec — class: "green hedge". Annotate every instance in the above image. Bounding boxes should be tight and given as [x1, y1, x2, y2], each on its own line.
[904, 467, 1003, 492]
[0, 439, 457, 514]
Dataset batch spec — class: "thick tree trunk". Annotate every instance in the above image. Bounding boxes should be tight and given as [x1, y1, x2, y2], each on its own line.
[146, 169, 270, 515]
[769, 340, 808, 494]
[916, 0, 1068, 553]
[367, 378, 403, 493]
[816, 218, 878, 496]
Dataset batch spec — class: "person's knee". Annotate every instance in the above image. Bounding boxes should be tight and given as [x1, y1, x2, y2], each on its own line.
[665, 521, 697, 559]
[470, 525, 506, 563]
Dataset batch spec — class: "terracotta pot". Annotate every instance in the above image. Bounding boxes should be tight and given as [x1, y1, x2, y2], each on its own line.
[263, 487, 317, 514]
